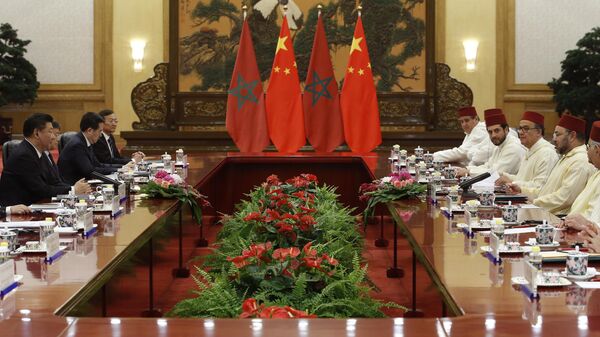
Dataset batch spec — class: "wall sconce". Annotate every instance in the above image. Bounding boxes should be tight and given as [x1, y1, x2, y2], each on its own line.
[130, 39, 146, 72]
[462, 39, 479, 72]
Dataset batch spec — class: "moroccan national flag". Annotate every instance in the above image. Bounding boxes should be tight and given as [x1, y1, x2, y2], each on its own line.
[226, 20, 270, 152]
[340, 16, 382, 153]
[265, 16, 306, 153]
[303, 14, 344, 153]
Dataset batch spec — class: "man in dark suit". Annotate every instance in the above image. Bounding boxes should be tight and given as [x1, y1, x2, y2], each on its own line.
[92, 109, 144, 165]
[58, 112, 120, 185]
[0, 113, 90, 205]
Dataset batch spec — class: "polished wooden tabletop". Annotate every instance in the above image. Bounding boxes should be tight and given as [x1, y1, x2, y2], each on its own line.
[388, 195, 600, 319]
[1, 152, 599, 336]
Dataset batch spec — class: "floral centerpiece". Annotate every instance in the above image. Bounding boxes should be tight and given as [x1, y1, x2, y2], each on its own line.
[168, 174, 404, 319]
[140, 170, 210, 224]
[359, 171, 426, 219]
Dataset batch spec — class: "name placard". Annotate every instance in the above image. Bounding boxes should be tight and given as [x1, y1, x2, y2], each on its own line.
[118, 183, 126, 202]
[111, 196, 120, 217]
[490, 232, 500, 260]
[524, 261, 539, 295]
[45, 232, 60, 259]
[82, 211, 94, 233]
[0, 259, 15, 291]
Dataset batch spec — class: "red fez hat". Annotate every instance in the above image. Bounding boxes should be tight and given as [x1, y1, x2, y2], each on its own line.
[484, 108, 503, 119]
[590, 121, 600, 143]
[458, 106, 477, 118]
[521, 111, 544, 126]
[485, 113, 507, 127]
[558, 114, 586, 134]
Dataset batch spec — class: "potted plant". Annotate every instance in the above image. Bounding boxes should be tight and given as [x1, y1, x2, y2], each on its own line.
[548, 27, 600, 134]
[0, 23, 40, 143]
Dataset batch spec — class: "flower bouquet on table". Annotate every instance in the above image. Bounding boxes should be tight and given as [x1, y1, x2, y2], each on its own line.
[140, 170, 210, 224]
[359, 171, 426, 220]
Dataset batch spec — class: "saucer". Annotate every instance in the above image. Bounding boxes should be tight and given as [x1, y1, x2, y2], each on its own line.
[525, 238, 560, 249]
[561, 267, 599, 280]
[511, 276, 572, 287]
[16, 246, 67, 254]
[457, 222, 490, 230]
[55, 224, 97, 234]
[481, 245, 532, 254]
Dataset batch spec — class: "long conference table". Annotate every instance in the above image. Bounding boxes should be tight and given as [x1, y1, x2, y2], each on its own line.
[1, 152, 598, 337]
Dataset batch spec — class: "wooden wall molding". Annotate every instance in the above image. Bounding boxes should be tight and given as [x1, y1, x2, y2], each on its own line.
[496, 0, 557, 128]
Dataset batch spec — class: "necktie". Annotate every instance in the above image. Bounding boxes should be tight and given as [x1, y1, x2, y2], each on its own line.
[107, 137, 114, 158]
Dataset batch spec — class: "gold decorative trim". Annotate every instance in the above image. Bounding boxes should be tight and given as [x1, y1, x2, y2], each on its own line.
[182, 100, 226, 118]
[434, 63, 473, 130]
[131, 63, 169, 130]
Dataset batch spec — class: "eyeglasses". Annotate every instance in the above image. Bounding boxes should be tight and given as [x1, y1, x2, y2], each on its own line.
[517, 126, 540, 133]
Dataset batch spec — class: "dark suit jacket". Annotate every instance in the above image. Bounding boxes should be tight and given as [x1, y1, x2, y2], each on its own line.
[0, 141, 70, 205]
[42, 152, 63, 184]
[58, 132, 119, 185]
[92, 134, 129, 165]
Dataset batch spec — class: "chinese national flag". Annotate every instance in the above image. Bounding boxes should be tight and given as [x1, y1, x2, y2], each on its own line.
[226, 20, 270, 152]
[340, 16, 382, 153]
[266, 16, 306, 153]
[303, 15, 344, 153]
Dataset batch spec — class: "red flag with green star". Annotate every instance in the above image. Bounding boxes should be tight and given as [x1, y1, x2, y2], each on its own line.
[226, 19, 270, 152]
[265, 16, 306, 153]
[340, 16, 381, 153]
[303, 14, 343, 153]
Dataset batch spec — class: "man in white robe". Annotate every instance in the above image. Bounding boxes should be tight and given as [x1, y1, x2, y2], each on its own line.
[496, 111, 558, 190]
[455, 111, 525, 177]
[559, 120, 600, 230]
[469, 108, 520, 165]
[433, 106, 489, 166]
[508, 114, 595, 215]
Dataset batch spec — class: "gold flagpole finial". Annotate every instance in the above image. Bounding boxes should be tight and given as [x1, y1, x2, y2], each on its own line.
[242, 4, 248, 20]
[317, 4, 323, 17]
[283, 5, 288, 14]
[357, 4, 362, 17]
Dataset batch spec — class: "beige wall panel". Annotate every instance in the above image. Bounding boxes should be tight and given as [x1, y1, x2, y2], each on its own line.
[112, 0, 165, 134]
[444, 0, 496, 117]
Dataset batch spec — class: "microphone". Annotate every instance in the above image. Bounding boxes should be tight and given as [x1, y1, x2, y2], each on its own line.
[458, 172, 491, 198]
[90, 171, 121, 188]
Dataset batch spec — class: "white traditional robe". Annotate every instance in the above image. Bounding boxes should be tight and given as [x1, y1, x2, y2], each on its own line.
[470, 128, 520, 166]
[433, 122, 489, 166]
[503, 137, 558, 190]
[522, 145, 596, 215]
[466, 134, 526, 176]
[569, 170, 600, 219]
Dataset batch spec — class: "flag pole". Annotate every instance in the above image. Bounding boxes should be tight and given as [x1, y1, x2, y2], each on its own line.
[317, 4, 322, 17]
[357, 4, 362, 17]
[242, 3, 247, 20]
